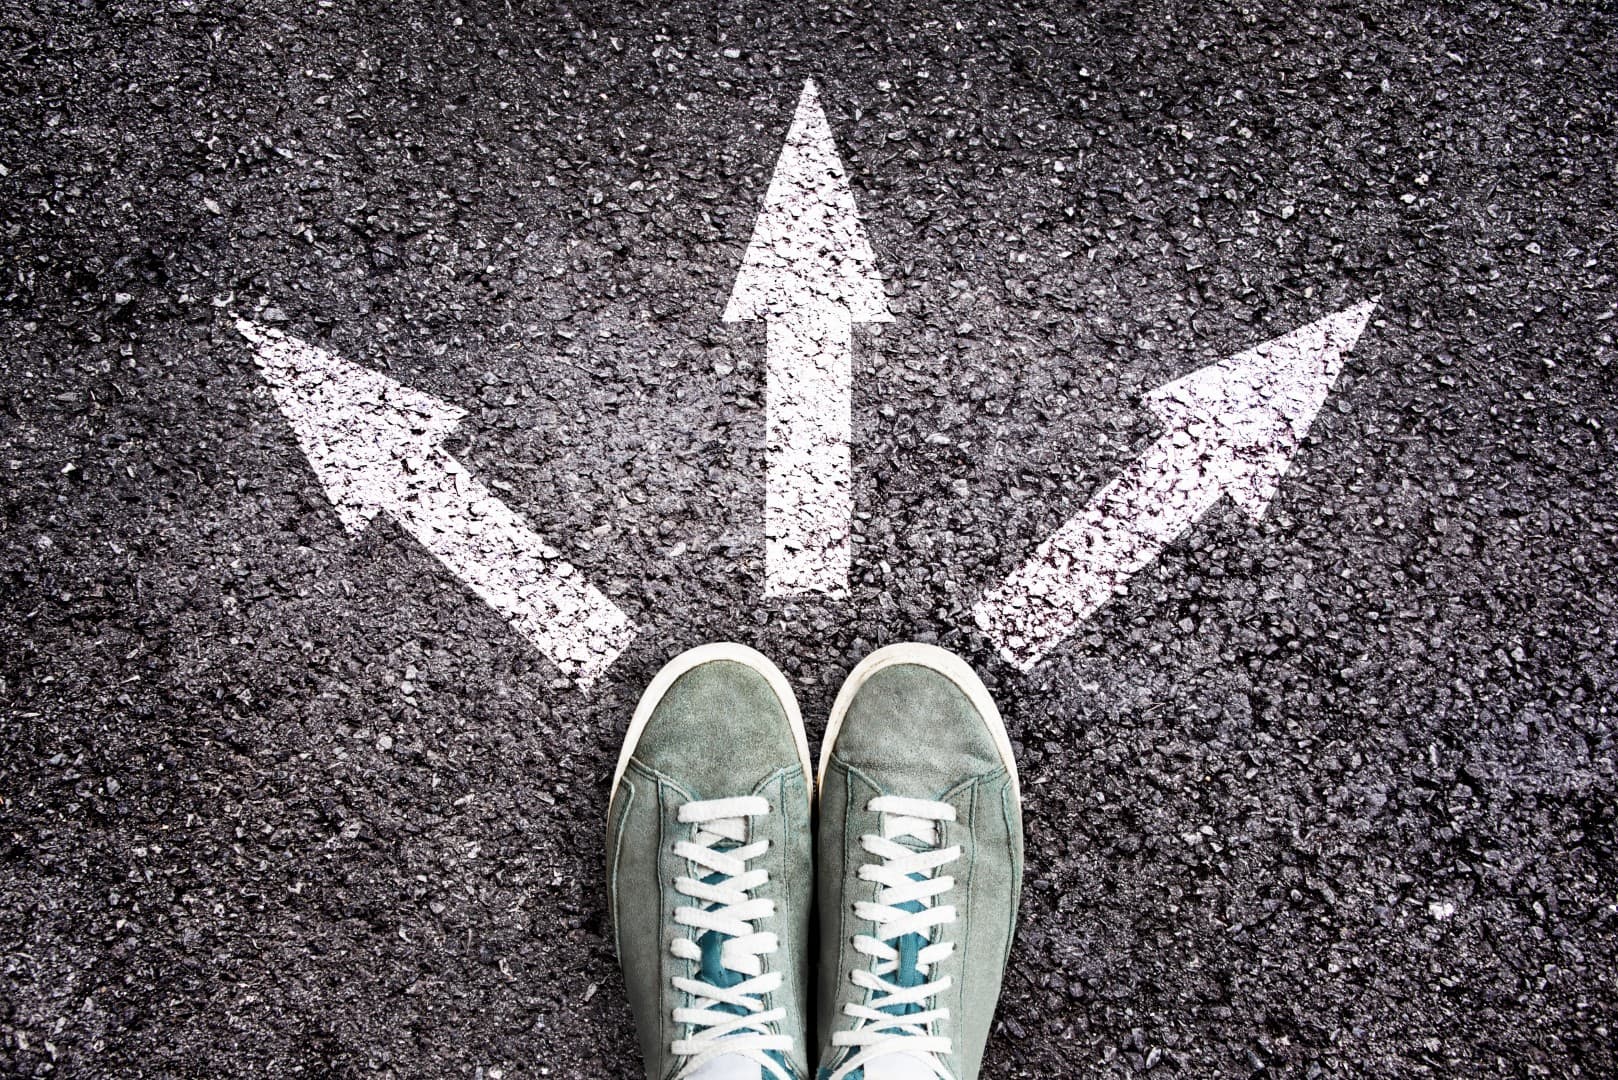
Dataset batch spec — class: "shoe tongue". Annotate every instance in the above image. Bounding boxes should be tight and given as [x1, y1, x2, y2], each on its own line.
[685, 1052, 763, 1080]
[862, 1051, 936, 1080]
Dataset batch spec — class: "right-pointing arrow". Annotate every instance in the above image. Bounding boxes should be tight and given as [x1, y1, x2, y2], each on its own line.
[974, 300, 1378, 671]
[725, 78, 890, 598]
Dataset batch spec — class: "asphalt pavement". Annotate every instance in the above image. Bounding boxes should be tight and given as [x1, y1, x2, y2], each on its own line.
[2, 1, 1615, 1076]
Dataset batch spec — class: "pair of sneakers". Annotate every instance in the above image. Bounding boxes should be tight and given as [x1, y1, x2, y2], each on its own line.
[606, 643, 1024, 1080]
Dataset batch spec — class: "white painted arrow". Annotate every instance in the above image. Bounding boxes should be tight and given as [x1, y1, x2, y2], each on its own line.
[237, 321, 635, 688]
[725, 78, 891, 598]
[973, 301, 1377, 670]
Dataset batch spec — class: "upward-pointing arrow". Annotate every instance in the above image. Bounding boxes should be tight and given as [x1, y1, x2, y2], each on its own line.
[973, 301, 1377, 670]
[725, 77, 890, 598]
[239, 321, 636, 688]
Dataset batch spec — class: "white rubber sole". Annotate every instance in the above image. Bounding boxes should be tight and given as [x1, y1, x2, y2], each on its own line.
[610, 642, 811, 801]
[817, 642, 1020, 803]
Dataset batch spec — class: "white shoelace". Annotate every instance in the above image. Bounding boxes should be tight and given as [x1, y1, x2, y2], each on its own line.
[670, 796, 793, 1080]
[829, 795, 962, 1080]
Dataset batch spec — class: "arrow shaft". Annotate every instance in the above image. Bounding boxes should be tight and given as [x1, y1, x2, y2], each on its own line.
[764, 309, 854, 597]
[387, 450, 635, 688]
[974, 435, 1227, 670]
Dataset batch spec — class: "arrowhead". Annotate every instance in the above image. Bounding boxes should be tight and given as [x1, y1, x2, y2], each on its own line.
[237, 320, 465, 534]
[1143, 300, 1377, 519]
[723, 78, 891, 324]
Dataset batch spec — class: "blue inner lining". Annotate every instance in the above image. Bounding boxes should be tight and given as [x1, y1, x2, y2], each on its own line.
[881, 871, 930, 1017]
[692, 845, 793, 1078]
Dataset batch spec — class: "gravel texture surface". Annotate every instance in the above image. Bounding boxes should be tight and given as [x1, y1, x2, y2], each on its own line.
[2, 1, 1615, 1077]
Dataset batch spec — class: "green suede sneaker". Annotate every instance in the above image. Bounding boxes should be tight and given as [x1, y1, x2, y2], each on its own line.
[608, 644, 814, 1080]
[814, 644, 1023, 1080]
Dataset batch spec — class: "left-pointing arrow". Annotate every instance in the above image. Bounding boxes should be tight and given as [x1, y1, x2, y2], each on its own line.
[238, 320, 635, 688]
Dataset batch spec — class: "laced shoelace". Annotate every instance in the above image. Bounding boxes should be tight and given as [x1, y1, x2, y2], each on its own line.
[669, 796, 793, 1080]
[829, 795, 962, 1080]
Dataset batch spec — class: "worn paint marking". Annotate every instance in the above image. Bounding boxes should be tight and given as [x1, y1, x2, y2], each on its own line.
[974, 301, 1378, 670]
[239, 321, 635, 688]
[725, 78, 891, 598]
